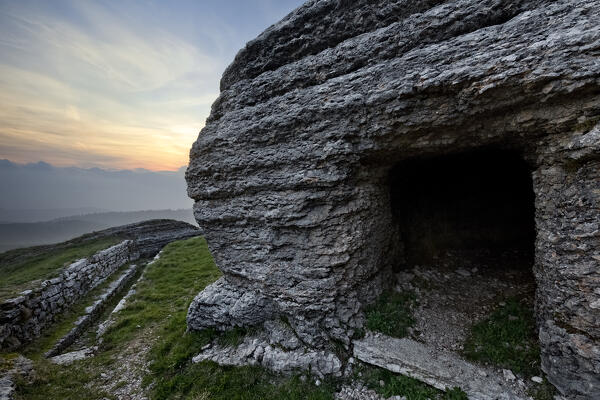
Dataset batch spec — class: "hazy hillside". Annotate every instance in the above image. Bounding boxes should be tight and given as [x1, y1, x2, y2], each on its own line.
[0, 209, 196, 252]
[0, 208, 109, 223]
[0, 160, 192, 212]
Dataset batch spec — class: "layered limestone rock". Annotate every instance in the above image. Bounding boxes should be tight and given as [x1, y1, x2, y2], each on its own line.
[192, 320, 343, 378]
[186, 1, 600, 398]
[353, 333, 529, 400]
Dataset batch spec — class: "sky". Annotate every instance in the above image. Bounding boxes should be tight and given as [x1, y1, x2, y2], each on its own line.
[0, 0, 305, 171]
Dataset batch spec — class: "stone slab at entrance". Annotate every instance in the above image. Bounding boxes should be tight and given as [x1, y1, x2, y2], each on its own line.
[353, 333, 527, 400]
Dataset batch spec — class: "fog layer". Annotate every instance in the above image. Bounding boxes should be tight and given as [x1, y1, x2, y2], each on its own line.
[0, 160, 192, 214]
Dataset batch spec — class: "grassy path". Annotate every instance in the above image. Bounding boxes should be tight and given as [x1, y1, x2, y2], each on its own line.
[14, 237, 334, 399]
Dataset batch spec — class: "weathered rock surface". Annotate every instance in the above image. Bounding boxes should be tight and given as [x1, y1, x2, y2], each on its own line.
[335, 383, 385, 400]
[186, 0, 600, 398]
[187, 277, 278, 331]
[48, 347, 97, 365]
[0, 355, 33, 400]
[354, 333, 528, 400]
[192, 320, 342, 377]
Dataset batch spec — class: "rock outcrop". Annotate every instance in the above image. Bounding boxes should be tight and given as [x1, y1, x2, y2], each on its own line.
[353, 333, 528, 400]
[186, 1, 600, 398]
[192, 320, 343, 378]
[83, 219, 201, 258]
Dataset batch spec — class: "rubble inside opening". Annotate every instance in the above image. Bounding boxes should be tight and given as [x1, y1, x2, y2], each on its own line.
[387, 149, 537, 352]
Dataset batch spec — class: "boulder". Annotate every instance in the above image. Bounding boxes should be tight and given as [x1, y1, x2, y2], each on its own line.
[186, 1, 600, 397]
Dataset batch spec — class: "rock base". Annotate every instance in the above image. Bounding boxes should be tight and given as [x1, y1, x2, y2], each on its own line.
[192, 320, 342, 378]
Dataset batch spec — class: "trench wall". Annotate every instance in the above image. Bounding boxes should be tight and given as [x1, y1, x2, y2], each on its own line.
[0, 240, 139, 350]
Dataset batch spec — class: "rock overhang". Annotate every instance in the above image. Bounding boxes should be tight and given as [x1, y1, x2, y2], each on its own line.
[186, 1, 600, 398]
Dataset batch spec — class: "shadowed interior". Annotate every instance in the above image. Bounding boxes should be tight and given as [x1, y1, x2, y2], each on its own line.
[389, 149, 536, 269]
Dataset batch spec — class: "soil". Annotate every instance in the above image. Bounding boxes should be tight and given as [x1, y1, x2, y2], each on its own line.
[97, 327, 154, 400]
[396, 249, 536, 353]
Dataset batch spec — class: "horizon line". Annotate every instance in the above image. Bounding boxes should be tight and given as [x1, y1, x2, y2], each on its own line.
[0, 158, 188, 173]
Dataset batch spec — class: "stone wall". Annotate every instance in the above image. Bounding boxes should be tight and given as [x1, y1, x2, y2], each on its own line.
[186, 0, 600, 398]
[0, 240, 138, 350]
[533, 128, 600, 396]
[44, 263, 140, 358]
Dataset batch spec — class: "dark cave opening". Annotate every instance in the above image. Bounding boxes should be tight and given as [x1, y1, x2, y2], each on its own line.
[383, 149, 539, 353]
[389, 149, 536, 270]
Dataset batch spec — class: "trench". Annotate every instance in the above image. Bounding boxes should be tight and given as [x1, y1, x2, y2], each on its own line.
[44, 260, 147, 363]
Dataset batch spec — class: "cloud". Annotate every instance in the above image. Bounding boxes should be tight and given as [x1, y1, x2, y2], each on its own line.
[0, 0, 221, 170]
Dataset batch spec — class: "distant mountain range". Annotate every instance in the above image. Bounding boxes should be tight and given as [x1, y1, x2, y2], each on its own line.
[0, 160, 192, 212]
[0, 159, 200, 251]
[0, 209, 197, 252]
[0, 207, 110, 224]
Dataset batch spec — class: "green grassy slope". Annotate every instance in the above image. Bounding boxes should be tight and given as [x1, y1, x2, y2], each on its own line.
[13, 237, 469, 399]
[0, 236, 122, 300]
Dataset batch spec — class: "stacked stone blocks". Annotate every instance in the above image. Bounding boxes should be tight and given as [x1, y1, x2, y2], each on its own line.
[0, 240, 138, 350]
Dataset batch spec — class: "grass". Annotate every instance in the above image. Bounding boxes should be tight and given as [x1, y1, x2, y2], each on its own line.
[13, 236, 468, 399]
[0, 236, 122, 300]
[13, 236, 221, 400]
[358, 365, 468, 400]
[463, 297, 541, 377]
[101, 236, 222, 350]
[365, 290, 416, 338]
[149, 332, 336, 400]
[106, 237, 333, 400]
[21, 261, 140, 359]
[462, 297, 557, 400]
[216, 326, 257, 347]
[528, 377, 557, 400]
[14, 357, 114, 400]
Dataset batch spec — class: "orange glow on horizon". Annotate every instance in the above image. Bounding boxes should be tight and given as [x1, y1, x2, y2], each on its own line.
[0, 1, 219, 171]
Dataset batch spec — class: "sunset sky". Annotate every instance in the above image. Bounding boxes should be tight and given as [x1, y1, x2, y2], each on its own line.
[0, 0, 304, 171]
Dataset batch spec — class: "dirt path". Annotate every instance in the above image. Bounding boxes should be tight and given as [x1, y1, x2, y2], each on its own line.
[98, 327, 155, 400]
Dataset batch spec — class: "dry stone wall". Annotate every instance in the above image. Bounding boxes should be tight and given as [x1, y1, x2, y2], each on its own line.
[44, 263, 140, 358]
[0, 241, 138, 350]
[186, 0, 600, 398]
[0, 220, 201, 351]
